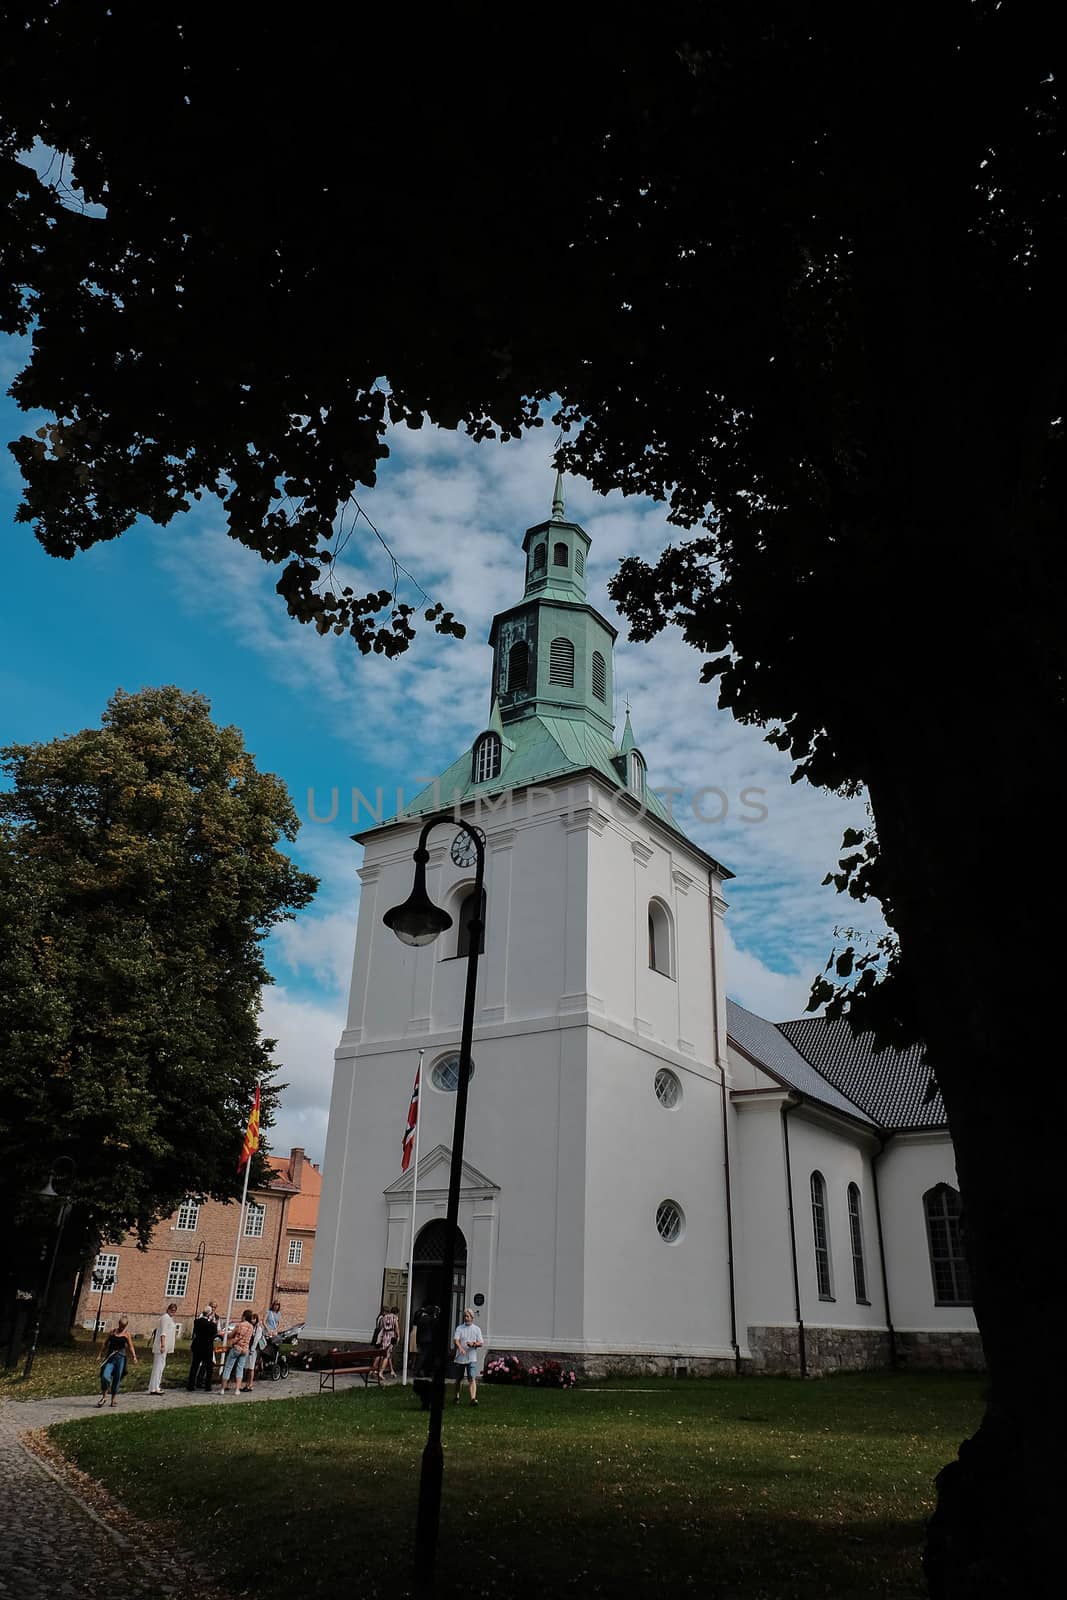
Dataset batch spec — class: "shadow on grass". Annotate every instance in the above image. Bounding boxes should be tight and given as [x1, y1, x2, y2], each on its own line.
[51, 1375, 983, 1600]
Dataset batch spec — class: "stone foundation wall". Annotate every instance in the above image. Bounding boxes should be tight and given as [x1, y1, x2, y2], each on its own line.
[747, 1324, 891, 1376]
[894, 1330, 985, 1371]
[494, 1349, 739, 1381]
[298, 1329, 984, 1375]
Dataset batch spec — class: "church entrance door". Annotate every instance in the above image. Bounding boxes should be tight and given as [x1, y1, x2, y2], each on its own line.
[412, 1220, 467, 1333]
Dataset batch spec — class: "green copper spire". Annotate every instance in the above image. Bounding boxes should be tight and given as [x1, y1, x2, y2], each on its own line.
[551, 470, 566, 521]
[619, 709, 637, 755]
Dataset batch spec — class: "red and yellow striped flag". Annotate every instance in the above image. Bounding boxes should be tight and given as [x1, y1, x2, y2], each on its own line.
[237, 1083, 261, 1172]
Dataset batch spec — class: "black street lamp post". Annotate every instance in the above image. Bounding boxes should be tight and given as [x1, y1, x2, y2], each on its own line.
[23, 1157, 76, 1380]
[382, 813, 485, 1595]
[91, 1269, 117, 1342]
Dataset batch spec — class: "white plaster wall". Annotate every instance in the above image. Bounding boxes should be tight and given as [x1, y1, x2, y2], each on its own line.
[785, 1112, 887, 1329]
[582, 1030, 734, 1355]
[731, 1095, 796, 1332]
[878, 1133, 977, 1333]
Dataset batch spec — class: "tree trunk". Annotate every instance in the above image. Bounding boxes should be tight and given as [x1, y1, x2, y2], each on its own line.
[866, 690, 1063, 1597]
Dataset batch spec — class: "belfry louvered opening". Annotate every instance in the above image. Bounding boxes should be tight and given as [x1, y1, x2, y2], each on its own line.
[549, 636, 575, 686]
[507, 640, 530, 693]
[591, 650, 606, 701]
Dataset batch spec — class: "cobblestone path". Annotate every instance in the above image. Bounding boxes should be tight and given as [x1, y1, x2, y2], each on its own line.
[0, 1371, 369, 1597]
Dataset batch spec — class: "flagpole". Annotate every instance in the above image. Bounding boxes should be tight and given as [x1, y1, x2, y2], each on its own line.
[402, 1049, 424, 1387]
[223, 1081, 260, 1351]
[223, 1150, 253, 1346]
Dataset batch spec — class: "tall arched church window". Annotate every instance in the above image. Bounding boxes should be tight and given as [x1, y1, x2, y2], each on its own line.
[630, 752, 646, 798]
[553, 542, 568, 567]
[507, 640, 530, 693]
[591, 650, 606, 701]
[549, 636, 575, 686]
[574, 548, 585, 576]
[472, 733, 502, 784]
[532, 543, 547, 572]
[923, 1184, 972, 1305]
[456, 887, 486, 957]
[810, 1172, 833, 1298]
[847, 1183, 868, 1303]
[648, 898, 674, 977]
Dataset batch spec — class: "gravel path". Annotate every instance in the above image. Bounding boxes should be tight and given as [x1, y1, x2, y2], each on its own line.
[0, 1370, 374, 1597]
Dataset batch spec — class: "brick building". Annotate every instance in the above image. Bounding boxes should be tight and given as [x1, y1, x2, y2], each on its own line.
[74, 1147, 321, 1340]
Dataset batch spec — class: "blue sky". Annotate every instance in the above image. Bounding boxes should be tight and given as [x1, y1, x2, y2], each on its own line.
[0, 331, 878, 1165]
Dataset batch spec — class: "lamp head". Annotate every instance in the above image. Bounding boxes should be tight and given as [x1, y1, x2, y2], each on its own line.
[383, 846, 453, 947]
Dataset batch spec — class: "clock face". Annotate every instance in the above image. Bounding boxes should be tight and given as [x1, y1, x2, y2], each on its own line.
[450, 825, 485, 869]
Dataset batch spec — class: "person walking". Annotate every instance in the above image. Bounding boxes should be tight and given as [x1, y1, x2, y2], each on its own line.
[242, 1312, 267, 1391]
[372, 1303, 400, 1384]
[452, 1307, 484, 1406]
[219, 1310, 255, 1393]
[186, 1303, 218, 1391]
[147, 1302, 178, 1394]
[96, 1317, 137, 1407]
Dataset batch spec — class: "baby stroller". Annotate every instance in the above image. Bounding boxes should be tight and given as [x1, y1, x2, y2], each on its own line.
[257, 1323, 301, 1381]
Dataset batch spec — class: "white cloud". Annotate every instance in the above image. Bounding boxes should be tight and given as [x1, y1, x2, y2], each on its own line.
[258, 986, 344, 1167]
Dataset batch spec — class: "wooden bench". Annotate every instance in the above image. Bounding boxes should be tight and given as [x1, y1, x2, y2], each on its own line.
[318, 1347, 379, 1392]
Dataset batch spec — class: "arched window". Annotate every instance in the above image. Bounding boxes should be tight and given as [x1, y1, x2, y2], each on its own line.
[548, 636, 575, 686]
[574, 548, 585, 576]
[553, 541, 569, 567]
[630, 752, 646, 798]
[924, 1184, 972, 1305]
[591, 650, 606, 701]
[648, 898, 674, 977]
[847, 1183, 868, 1303]
[532, 542, 547, 572]
[456, 887, 486, 957]
[507, 640, 529, 693]
[810, 1172, 833, 1298]
[472, 733, 501, 784]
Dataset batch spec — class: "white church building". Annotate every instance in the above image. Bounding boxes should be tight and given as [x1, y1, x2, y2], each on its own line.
[304, 483, 982, 1377]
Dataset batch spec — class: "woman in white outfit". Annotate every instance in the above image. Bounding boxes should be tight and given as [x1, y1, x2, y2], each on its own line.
[148, 1302, 178, 1393]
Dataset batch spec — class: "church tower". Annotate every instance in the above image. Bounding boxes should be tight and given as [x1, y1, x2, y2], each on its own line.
[305, 481, 738, 1372]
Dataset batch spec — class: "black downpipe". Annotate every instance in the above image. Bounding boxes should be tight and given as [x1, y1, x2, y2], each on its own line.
[781, 1099, 807, 1378]
[871, 1133, 897, 1367]
[719, 1072, 741, 1373]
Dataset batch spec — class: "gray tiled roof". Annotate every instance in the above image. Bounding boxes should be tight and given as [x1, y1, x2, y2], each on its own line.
[726, 1000, 876, 1125]
[778, 1015, 945, 1131]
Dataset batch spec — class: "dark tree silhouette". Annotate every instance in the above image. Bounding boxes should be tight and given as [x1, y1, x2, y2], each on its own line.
[1, 6, 1062, 1590]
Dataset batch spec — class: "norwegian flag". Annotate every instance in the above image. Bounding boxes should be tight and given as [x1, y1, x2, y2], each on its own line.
[401, 1062, 421, 1173]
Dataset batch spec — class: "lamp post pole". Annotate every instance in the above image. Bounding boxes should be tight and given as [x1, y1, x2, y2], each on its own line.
[382, 813, 485, 1595]
[91, 1270, 116, 1343]
[23, 1159, 76, 1380]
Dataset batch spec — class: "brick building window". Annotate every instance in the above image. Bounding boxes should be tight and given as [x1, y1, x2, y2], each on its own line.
[176, 1199, 200, 1231]
[165, 1259, 191, 1299]
[235, 1265, 258, 1301]
[93, 1252, 119, 1291]
[244, 1201, 266, 1238]
[287, 1238, 303, 1266]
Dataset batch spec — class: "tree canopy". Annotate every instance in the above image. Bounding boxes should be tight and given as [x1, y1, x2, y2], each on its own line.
[1, 5, 1063, 1592]
[0, 686, 317, 1273]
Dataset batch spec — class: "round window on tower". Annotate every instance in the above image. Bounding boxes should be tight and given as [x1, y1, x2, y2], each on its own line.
[656, 1200, 685, 1244]
[654, 1068, 681, 1109]
[430, 1052, 475, 1093]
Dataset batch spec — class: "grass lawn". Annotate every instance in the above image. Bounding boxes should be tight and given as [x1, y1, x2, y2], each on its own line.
[1, 1335, 180, 1400]
[51, 1371, 983, 1599]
